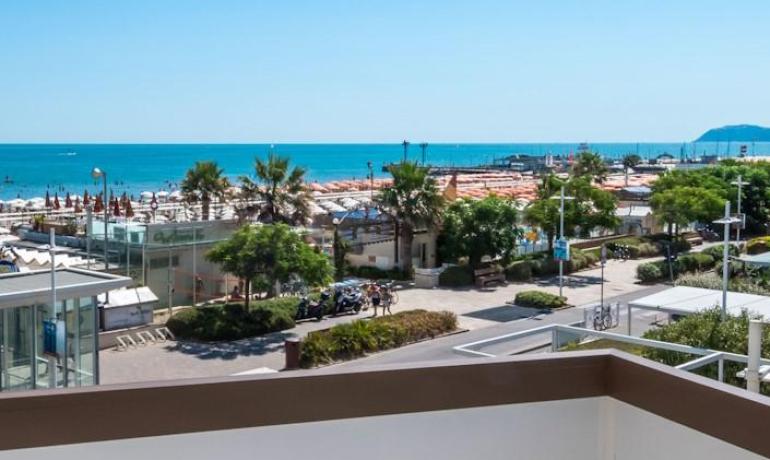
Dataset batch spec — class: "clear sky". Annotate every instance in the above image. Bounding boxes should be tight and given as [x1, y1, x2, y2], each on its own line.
[1, 1, 768, 143]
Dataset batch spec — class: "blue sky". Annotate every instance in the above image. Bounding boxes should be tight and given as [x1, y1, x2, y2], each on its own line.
[1, 1, 768, 143]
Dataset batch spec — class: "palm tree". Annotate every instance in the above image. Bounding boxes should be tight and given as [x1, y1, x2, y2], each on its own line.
[180, 161, 229, 221]
[377, 161, 444, 275]
[622, 154, 642, 186]
[240, 152, 311, 225]
[571, 151, 608, 183]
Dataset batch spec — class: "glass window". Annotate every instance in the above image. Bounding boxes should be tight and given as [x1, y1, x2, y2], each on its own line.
[2, 306, 34, 392]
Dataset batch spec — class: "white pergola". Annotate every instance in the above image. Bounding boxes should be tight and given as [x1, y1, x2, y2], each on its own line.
[627, 286, 770, 335]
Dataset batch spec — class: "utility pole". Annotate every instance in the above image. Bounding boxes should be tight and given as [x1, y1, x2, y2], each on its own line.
[732, 175, 748, 246]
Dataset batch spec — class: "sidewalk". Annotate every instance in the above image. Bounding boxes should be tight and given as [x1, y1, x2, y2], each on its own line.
[99, 256, 666, 384]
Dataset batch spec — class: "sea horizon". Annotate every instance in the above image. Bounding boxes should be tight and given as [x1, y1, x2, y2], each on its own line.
[1, 142, 768, 200]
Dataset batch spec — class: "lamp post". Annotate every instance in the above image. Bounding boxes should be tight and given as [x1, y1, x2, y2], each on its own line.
[402, 140, 410, 162]
[550, 186, 574, 297]
[713, 201, 741, 320]
[91, 167, 108, 271]
[367, 161, 374, 201]
[419, 142, 428, 165]
[731, 175, 748, 246]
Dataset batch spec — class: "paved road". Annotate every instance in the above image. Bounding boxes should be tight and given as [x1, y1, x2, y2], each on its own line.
[100, 254, 676, 384]
[326, 284, 669, 371]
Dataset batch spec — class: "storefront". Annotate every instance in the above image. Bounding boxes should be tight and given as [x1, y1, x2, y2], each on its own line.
[0, 268, 132, 392]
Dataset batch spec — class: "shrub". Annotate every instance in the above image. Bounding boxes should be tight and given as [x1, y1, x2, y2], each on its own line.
[505, 260, 533, 281]
[747, 237, 770, 255]
[677, 253, 715, 273]
[299, 310, 458, 368]
[531, 258, 560, 276]
[514, 290, 567, 309]
[166, 297, 302, 341]
[637, 262, 664, 283]
[637, 242, 660, 258]
[439, 265, 474, 287]
[702, 244, 739, 260]
[642, 309, 770, 393]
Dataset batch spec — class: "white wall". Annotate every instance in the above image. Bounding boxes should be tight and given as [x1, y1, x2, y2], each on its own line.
[610, 399, 765, 460]
[1, 397, 762, 460]
[0, 398, 603, 460]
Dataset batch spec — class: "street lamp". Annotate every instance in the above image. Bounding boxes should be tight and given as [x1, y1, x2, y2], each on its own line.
[731, 175, 748, 246]
[91, 167, 108, 271]
[550, 186, 574, 297]
[713, 201, 741, 320]
[419, 142, 428, 165]
[367, 161, 374, 201]
[402, 140, 410, 162]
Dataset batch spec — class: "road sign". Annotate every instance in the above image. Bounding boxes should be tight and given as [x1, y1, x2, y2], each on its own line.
[525, 231, 538, 242]
[600, 245, 607, 265]
[554, 238, 570, 261]
[740, 145, 748, 154]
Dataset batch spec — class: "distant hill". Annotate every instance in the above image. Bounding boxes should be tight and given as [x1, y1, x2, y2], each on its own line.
[695, 124, 770, 142]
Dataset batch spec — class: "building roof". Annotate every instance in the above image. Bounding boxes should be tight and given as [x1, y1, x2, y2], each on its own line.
[0, 268, 133, 309]
[97, 286, 159, 309]
[629, 286, 770, 317]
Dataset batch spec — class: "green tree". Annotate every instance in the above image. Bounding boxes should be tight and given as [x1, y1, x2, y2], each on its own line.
[181, 161, 229, 221]
[377, 161, 444, 275]
[622, 153, 641, 186]
[439, 195, 521, 267]
[525, 176, 620, 251]
[240, 152, 312, 225]
[207, 224, 333, 304]
[650, 186, 724, 235]
[642, 309, 770, 393]
[571, 151, 609, 183]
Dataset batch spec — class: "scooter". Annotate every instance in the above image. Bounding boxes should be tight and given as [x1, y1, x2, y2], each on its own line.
[333, 287, 364, 315]
[295, 291, 331, 321]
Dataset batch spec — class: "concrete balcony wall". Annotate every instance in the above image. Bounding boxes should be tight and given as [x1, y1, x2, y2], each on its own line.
[0, 351, 768, 459]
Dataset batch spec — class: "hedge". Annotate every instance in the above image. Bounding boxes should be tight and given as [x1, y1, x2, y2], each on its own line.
[701, 243, 739, 260]
[166, 297, 303, 341]
[505, 260, 533, 281]
[439, 265, 475, 287]
[747, 237, 770, 255]
[299, 310, 458, 368]
[514, 290, 567, 309]
[636, 252, 717, 283]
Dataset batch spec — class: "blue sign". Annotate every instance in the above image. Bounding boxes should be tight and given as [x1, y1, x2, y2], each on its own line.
[43, 320, 65, 357]
[43, 320, 57, 356]
[554, 238, 570, 262]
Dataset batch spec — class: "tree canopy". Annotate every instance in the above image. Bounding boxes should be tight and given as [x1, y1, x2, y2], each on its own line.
[180, 161, 229, 221]
[240, 152, 312, 226]
[651, 161, 770, 234]
[377, 161, 444, 274]
[650, 186, 724, 235]
[207, 224, 333, 305]
[525, 174, 619, 250]
[571, 151, 609, 183]
[439, 195, 521, 267]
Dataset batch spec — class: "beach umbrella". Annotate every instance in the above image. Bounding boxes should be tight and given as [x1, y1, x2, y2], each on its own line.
[93, 194, 104, 213]
[125, 200, 134, 218]
[45, 191, 51, 208]
[53, 193, 60, 210]
[112, 198, 121, 217]
[65, 192, 73, 208]
[83, 190, 90, 206]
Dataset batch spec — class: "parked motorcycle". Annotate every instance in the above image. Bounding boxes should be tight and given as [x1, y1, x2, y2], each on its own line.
[333, 286, 364, 315]
[295, 291, 331, 321]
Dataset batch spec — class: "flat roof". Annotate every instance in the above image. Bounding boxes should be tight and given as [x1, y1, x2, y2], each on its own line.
[0, 268, 133, 309]
[738, 252, 770, 268]
[629, 286, 770, 317]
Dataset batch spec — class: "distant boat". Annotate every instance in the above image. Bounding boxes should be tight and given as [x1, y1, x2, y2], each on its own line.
[58, 151, 77, 156]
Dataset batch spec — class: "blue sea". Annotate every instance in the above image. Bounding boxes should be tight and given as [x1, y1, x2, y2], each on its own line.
[0, 143, 768, 200]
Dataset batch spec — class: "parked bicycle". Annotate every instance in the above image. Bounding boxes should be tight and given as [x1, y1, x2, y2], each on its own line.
[592, 303, 619, 331]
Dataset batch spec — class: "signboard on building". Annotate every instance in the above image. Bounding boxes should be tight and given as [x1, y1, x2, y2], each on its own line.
[554, 238, 570, 261]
